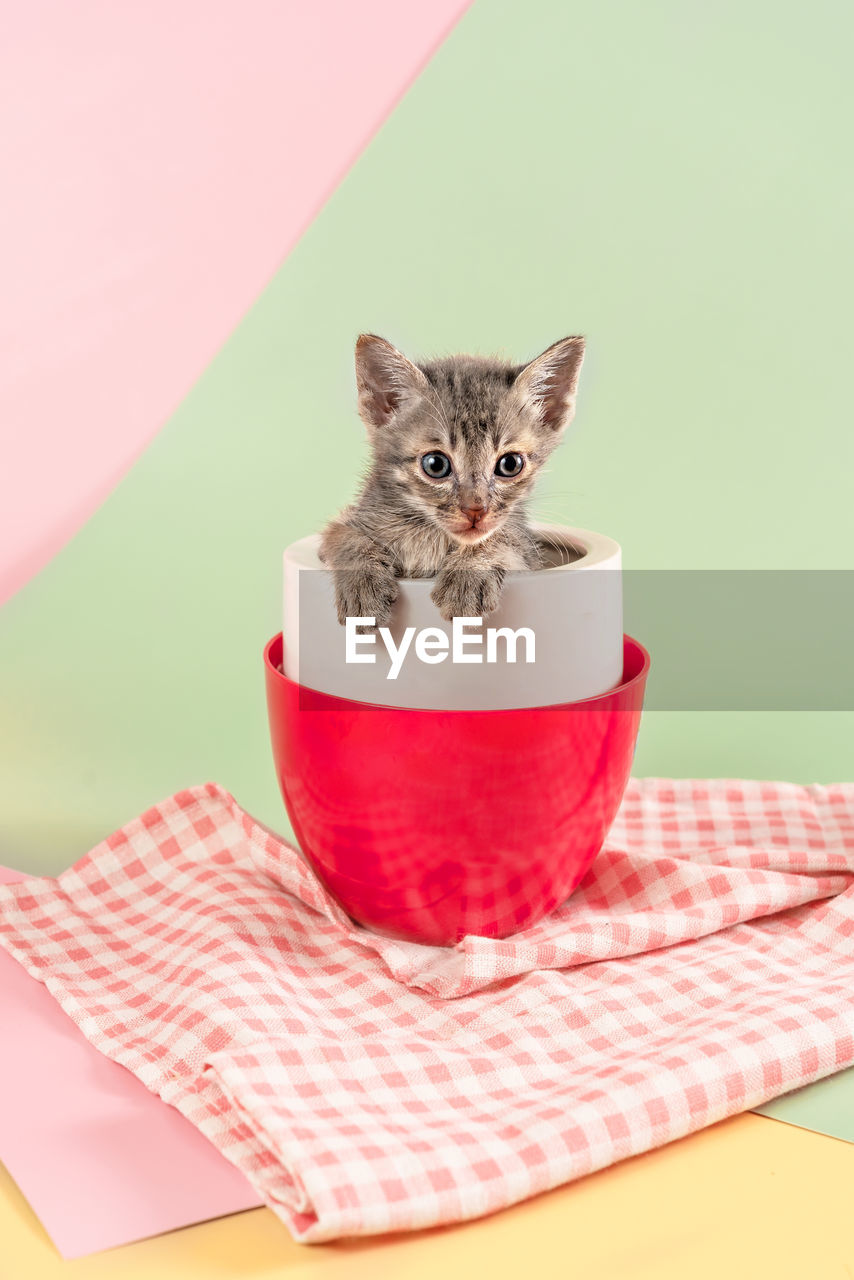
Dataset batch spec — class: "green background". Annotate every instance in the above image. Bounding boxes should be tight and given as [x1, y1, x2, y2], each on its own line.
[756, 1066, 854, 1141]
[2, 0, 853, 874]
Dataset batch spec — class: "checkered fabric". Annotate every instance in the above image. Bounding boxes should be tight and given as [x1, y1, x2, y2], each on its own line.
[1, 778, 853, 1242]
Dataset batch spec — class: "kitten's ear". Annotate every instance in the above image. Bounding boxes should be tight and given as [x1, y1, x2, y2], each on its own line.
[513, 336, 586, 433]
[354, 334, 428, 430]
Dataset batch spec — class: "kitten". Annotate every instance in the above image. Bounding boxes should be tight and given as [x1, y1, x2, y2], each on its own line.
[319, 333, 586, 624]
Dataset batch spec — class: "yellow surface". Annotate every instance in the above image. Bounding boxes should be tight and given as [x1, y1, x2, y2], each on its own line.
[2, 1114, 852, 1280]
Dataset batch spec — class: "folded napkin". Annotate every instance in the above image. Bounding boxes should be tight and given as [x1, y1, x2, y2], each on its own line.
[1, 779, 853, 1242]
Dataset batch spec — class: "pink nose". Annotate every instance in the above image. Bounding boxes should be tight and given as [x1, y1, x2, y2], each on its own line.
[461, 505, 487, 525]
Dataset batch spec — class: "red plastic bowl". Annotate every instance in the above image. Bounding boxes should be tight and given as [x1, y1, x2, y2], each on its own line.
[264, 632, 649, 946]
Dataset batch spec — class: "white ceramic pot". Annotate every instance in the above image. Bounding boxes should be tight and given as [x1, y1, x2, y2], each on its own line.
[282, 523, 623, 711]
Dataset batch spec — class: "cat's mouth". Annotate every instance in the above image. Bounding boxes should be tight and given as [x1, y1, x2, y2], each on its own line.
[448, 519, 499, 544]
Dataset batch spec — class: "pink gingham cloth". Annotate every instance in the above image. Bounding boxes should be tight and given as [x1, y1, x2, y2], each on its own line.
[2, 778, 854, 1242]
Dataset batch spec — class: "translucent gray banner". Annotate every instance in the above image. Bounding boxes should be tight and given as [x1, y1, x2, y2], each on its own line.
[286, 569, 854, 711]
[624, 570, 854, 710]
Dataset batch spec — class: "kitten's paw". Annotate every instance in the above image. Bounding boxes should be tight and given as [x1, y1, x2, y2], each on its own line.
[334, 569, 399, 627]
[430, 569, 503, 621]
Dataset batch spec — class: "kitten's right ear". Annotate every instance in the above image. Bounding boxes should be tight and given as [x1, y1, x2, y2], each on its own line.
[513, 336, 586, 434]
[355, 334, 428, 430]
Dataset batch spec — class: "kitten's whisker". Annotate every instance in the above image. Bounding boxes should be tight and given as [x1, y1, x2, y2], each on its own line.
[419, 404, 452, 438]
[534, 488, 587, 501]
[430, 397, 454, 440]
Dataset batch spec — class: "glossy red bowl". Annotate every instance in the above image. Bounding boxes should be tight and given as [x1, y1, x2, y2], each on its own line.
[264, 632, 649, 946]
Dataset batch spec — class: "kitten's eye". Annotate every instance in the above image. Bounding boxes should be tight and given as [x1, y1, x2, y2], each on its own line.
[495, 452, 524, 478]
[421, 451, 452, 479]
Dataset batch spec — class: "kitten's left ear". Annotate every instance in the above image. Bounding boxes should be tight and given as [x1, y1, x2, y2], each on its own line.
[513, 336, 586, 433]
[354, 333, 429, 430]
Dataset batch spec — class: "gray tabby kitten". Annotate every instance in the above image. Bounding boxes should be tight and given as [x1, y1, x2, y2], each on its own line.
[319, 333, 586, 624]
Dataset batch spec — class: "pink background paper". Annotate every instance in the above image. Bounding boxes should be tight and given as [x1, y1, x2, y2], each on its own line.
[0, 0, 471, 605]
[0, 866, 262, 1258]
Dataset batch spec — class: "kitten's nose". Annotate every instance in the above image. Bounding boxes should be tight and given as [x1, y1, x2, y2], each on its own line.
[460, 504, 487, 526]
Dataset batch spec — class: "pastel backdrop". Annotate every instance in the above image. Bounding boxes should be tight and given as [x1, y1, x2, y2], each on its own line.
[2, 0, 853, 874]
[0, 0, 471, 602]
